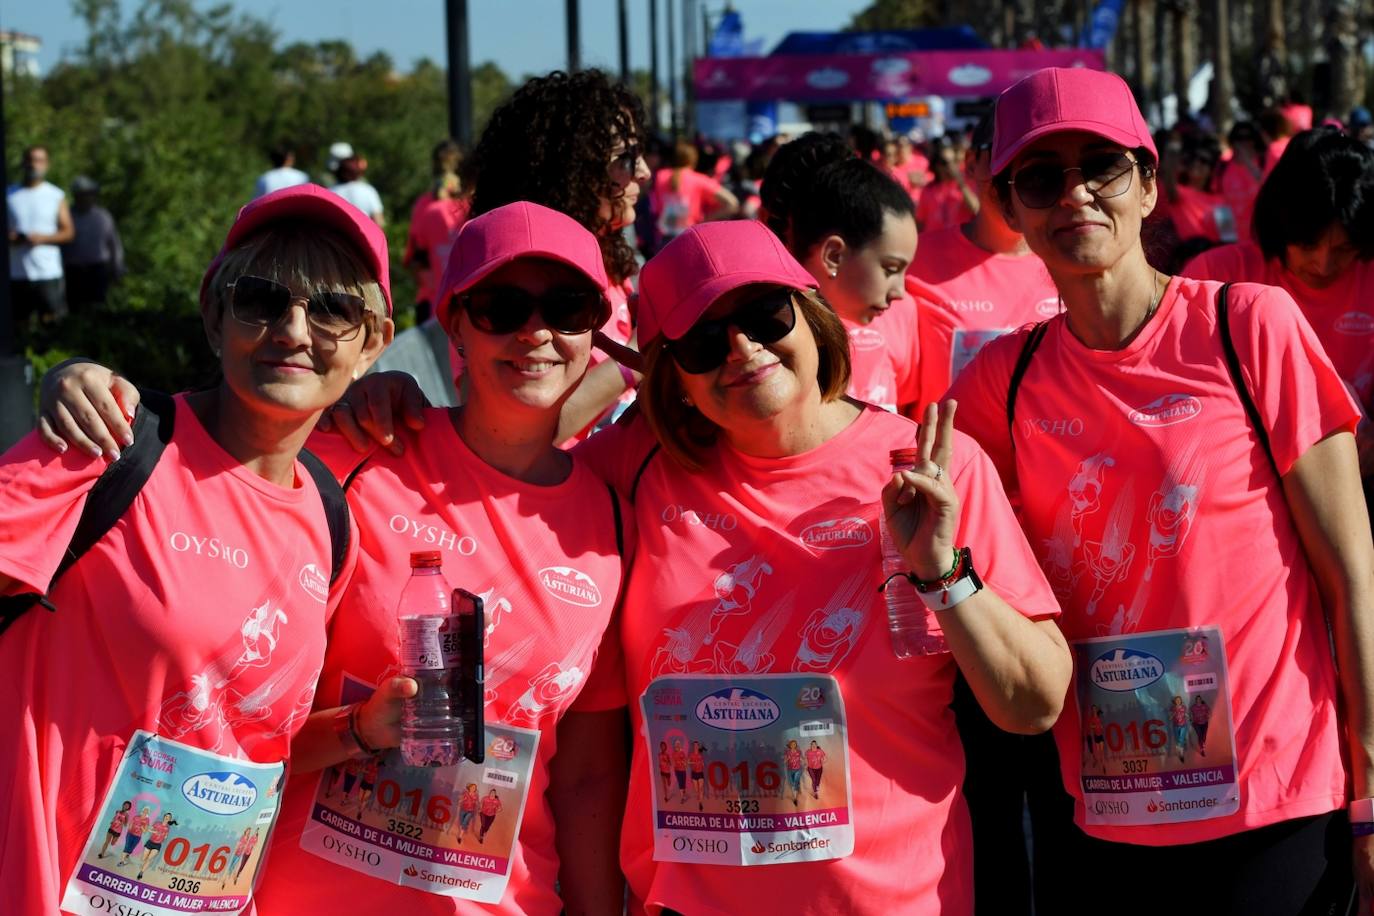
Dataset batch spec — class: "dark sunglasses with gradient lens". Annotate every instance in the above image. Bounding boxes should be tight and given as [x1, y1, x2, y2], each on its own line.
[668, 289, 798, 375]
[1009, 151, 1139, 209]
[459, 285, 609, 336]
[226, 275, 369, 341]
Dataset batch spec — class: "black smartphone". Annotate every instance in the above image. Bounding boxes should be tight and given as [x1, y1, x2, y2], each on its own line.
[453, 588, 485, 764]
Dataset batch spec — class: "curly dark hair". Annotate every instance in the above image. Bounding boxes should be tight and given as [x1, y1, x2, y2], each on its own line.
[465, 69, 646, 284]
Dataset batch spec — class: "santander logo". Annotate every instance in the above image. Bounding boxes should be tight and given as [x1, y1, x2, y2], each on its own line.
[800, 517, 873, 550]
[538, 566, 602, 607]
[751, 840, 767, 854]
[1335, 311, 1374, 335]
[1127, 394, 1202, 427]
[403, 866, 420, 877]
[848, 326, 885, 352]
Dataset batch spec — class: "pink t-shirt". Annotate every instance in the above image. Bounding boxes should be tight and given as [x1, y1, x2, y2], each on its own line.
[906, 225, 1061, 407]
[149, 822, 171, 845]
[948, 276, 1358, 845]
[1166, 184, 1227, 243]
[481, 796, 503, 818]
[891, 153, 931, 203]
[128, 815, 150, 838]
[1218, 160, 1263, 243]
[235, 833, 252, 856]
[1183, 241, 1374, 411]
[577, 407, 1060, 915]
[460, 791, 478, 813]
[254, 409, 628, 916]
[915, 180, 973, 234]
[109, 811, 128, 833]
[784, 747, 803, 771]
[844, 293, 920, 413]
[804, 747, 826, 770]
[411, 197, 470, 306]
[651, 168, 723, 238]
[0, 396, 342, 913]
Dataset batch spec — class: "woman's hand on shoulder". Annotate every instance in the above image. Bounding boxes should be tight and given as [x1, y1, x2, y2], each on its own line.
[38, 358, 140, 458]
[882, 400, 961, 581]
[315, 371, 429, 455]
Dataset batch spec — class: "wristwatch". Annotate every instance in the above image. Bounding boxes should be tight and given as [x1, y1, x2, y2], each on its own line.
[912, 546, 984, 611]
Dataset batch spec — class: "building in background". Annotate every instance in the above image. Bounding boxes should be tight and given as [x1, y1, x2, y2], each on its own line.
[0, 31, 42, 78]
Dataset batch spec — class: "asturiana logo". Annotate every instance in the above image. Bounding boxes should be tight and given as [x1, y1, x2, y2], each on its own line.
[1089, 648, 1166, 692]
[695, 687, 781, 732]
[538, 566, 602, 607]
[298, 563, 329, 604]
[801, 517, 873, 550]
[181, 772, 257, 816]
[1336, 311, 1374, 335]
[1036, 297, 1061, 318]
[1127, 394, 1202, 427]
[849, 326, 885, 352]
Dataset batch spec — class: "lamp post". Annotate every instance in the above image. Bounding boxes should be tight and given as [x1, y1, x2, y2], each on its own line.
[444, 0, 472, 147]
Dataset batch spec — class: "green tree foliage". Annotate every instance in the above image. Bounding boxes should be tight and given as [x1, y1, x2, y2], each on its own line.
[847, 0, 941, 31]
[8, 0, 514, 392]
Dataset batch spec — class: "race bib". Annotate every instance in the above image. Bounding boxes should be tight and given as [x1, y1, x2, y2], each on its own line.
[950, 327, 1012, 379]
[299, 676, 538, 904]
[61, 731, 284, 916]
[1074, 627, 1239, 826]
[641, 674, 854, 867]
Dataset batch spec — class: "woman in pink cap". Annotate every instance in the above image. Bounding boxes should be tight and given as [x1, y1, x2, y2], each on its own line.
[947, 67, 1374, 912]
[0, 184, 393, 913]
[576, 218, 1071, 915]
[760, 132, 922, 415]
[37, 202, 634, 913]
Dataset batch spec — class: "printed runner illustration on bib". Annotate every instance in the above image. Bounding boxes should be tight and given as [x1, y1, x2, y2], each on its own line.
[61, 731, 284, 916]
[299, 675, 538, 903]
[641, 674, 854, 866]
[1074, 626, 1239, 826]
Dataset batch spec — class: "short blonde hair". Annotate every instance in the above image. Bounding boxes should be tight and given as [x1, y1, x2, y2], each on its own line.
[203, 220, 387, 336]
[640, 288, 851, 471]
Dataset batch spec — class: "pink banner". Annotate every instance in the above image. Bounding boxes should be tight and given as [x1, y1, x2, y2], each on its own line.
[694, 49, 1106, 102]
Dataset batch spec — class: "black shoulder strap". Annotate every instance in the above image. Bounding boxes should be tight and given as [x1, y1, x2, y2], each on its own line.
[606, 483, 624, 557]
[0, 387, 176, 636]
[1215, 282, 1282, 479]
[298, 448, 352, 586]
[1006, 321, 1050, 440]
[628, 443, 662, 505]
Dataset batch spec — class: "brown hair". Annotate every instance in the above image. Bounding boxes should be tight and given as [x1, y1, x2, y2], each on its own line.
[670, 142, 699, 192]
[639, 289, 851, 471]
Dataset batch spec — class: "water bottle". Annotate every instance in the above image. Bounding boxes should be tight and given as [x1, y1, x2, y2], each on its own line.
[397, 551, 462, 767]
[880, 448, 948, 658]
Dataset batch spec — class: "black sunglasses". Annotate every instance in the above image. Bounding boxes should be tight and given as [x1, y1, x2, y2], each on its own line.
[611, 143, 643, 173]
[1009, 151, 1139, 209]
[668, 290, 797, 375]
[226, 275, 369, 341]
[459, 285, 610, 336]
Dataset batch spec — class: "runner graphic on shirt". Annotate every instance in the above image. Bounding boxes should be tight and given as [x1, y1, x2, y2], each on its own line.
[712, 593, 794, 674]
[1067, 453, 1116, 547]
[505, 633, 598, 726]
[98, 801, 132, 860]
[484, 633, 539, 706]
[793, 573, 869, 672]
[1082, 481, 1137, 617]
[1041, 502, 1079, 600]
[653, 555, 774, 676]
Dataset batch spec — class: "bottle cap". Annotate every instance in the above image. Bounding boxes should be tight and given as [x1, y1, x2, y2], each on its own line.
[409, 551, 443, 568]
[889, 448, 920, 469]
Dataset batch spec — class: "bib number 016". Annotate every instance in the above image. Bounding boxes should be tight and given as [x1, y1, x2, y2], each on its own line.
[706, 760, 781, 793]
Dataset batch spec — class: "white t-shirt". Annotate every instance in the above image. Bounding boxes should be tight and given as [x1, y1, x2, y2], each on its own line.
[254, 167, 310, 198]
[329, 180, 383, 220]
[8, 181, 65, 281]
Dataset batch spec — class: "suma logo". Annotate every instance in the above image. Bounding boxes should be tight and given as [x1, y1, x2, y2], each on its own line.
[800, 517, 873, 550]
[1090, 648, 1166, 692]
[1127, 394, 1201, 427]
[1336, 311, 1374, 335]
[695, 687, 780, 732]
[538, 566, 602, 607]
[181, 772, 257, 816]
[848, 326, 885, 352]
[298, 563, 328, 604]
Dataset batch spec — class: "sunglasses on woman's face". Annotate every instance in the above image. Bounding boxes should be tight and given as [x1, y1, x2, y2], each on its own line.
[668, 290, 797, 375]
[1009, 151, 1139, 209]
[611, 143, 643, 174]
[459, 285, 609, 336]
[226, 275, 369, 341]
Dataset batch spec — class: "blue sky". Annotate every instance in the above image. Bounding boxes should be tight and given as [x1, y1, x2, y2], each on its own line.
[6, 1, 866, 78]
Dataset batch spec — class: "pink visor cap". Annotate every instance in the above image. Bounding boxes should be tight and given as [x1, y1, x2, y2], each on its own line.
[990, 67, 1156, 177]
[436, 201, 609, 328]
[638, 220, 817, 344]
[198, 183, 392, 313]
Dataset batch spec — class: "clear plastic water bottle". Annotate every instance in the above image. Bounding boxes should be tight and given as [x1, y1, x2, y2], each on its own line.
[880, 448, 949, 658]
[397, 551, 462, 767]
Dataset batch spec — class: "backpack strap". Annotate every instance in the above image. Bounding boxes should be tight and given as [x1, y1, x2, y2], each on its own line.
[628, 443, 662, 505]
[298, 448, 352, 586]
[607, 483, 625, 557]
[1006, 321, 1050, 441]
[1215, 282, 1282, 480]
[0, 387, 176, 636]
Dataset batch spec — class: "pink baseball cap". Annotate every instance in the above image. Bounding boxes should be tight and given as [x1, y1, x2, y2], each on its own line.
[990, 67, 1156, 176]
[199, 183, 392, 314]
[436, 201, 608, 328]
[638, 220, 816, 343]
